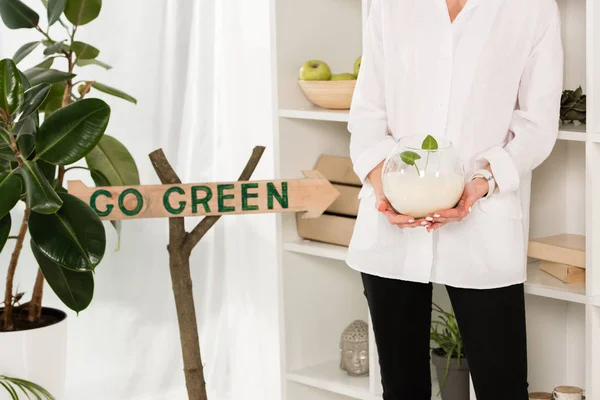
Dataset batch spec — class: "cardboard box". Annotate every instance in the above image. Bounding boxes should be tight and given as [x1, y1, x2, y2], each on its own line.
[539, 260, 585, 284]
[315, 155, 362, 187]
[296, 213, 356, 247]
[328, 184, 360, 216]
[527, 234, 585, 268]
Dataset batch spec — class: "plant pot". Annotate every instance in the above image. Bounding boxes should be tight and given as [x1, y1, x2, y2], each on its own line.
[0, 307, 67, 400]
[431, 347, 470, 400]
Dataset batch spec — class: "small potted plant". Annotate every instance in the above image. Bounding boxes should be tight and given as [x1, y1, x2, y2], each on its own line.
[430, 302, 470, 400]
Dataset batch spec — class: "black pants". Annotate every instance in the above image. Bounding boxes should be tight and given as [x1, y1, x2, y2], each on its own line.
[361, 273, 529, 400]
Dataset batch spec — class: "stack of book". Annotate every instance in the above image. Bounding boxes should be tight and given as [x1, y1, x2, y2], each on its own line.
[296, 155, 360, 247]
[528, 234, 586, 283]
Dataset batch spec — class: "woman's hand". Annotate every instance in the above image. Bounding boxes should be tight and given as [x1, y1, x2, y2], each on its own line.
[425, 178, 489, 232]
[376, 196, 427, 229]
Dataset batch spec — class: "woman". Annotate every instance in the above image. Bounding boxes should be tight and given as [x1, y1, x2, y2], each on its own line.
[347, 0, 563, 399]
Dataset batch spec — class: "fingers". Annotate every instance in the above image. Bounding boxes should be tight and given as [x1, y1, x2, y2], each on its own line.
[427, 222, 445, 232]
[376, 197, 393, 212]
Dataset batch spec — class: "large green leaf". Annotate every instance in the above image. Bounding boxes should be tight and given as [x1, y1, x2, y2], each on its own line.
[24, 68, 75, 86]
[31, 239, 94, 312]
[37, 159, 56, 182]
[0, 212, 10, 253]
[92, 82, 137, 104]
[0, 145, 15, 162]
[29, 192, 105, 271]
[86, 135, 139, 186]
[47, 0, 66, 25]
[34, 57, 54, 69]
[19, 83, 50, 120]
[75, 58, 111, 70]
[0, 59, 24, 116]
[43, 40, 65, 56]
[17, 130, 35, 158]
[0, 0, 39, 29]
[64, 0, 101, 26]
[13, 41, 40, 64]
[90, 168, 121, 244]
[18, 69, 30, 90]
[20, 159, 62, 214]
[36, 98, 110, 165]
[14, 114, 36, 137]
[0, 171, 21, 218]
[71, 41, 99, 60]
[40, 82, 64, 115]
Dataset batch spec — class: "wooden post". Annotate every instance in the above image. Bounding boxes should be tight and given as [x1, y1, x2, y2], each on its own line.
[148, 146, 266, 400]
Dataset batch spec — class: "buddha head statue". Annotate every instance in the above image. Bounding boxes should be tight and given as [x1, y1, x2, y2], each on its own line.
[339, 320, 369, 377]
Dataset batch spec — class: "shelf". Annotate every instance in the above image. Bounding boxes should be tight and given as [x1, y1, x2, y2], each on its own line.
[287, 359, 441, 400]
[524, 262, 586, 304]
[558, 123, 586, 141]
[284, 239, 348, 261]
[287, 360, 371, 399]
[279, 107, 350, 122]
[284, 240, 587, 304]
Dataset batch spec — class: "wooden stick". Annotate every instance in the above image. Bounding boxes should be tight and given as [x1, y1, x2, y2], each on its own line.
[182, 146, 266, 254]
[148, 146, 266, 400]
[28, 269, 45, 322]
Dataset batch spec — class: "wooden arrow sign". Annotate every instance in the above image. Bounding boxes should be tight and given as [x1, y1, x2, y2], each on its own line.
[67, 170, 340, 221]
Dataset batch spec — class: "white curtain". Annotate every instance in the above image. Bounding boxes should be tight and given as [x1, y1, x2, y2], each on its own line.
[0, 1, 281, 399]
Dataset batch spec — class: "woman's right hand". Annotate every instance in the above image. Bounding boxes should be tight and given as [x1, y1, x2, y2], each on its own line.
[368, 161, 426, 229]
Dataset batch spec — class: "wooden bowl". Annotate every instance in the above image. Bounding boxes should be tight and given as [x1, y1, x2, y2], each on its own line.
[298, 79, 356, 110]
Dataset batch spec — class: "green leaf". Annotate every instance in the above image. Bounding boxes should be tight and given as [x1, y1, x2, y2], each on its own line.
[24, 68, 75, 86]
[19, 83, 50, 120]
[86, 135, 140, 186]
[64, 0, 101, 26]
[31, 239, 94, 312]
[0, 145, 15, 162]
[14, 114, 37, 138]
[38, 159, 56, 182]
[0, 59, 25, 116]
[0, 375, 56, 400]
[0, 212, 10, 253]
[34, 57, 54, 69]
[574, 86, 583, 99]
[43, 40, 65, 56]
[75, 58, 111, 70]
[91, 82, 137, 104]
[422, 134, 438, 151]
[20, 159, 62, 214]
[13, 41, 40, 64]
[28, 192, 105, 271]
[89, 168, 121, 247]
[71, 41, 99, 60]
[17, 130, 35, 158]
[0, 0, 40, 29]
[47, 0, 66, 25]
[40, 82, 64, 115]
[400, 151, 421, 166]
[17, 69, 30, 91]
[36, 98, 110, 165]
[0, 171, 21, 218]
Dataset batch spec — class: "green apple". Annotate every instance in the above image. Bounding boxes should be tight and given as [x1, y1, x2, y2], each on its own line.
[299, 60, 332, 81]
[331, 73, 356, 81]
[353, 56, 362, 78]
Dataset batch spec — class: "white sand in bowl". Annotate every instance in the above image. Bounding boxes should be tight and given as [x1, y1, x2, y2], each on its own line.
[382, 171, 465, 218]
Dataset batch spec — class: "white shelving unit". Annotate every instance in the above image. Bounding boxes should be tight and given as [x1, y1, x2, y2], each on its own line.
[273, 0, 600, 399]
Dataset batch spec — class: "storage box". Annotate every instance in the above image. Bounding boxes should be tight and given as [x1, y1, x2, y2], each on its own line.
[296, 213, 356, 247]
[315, 155, 362, 186]
[539, 260, 585, 284]
[527, 234, 585, 268]
[328, 184, 360, 216]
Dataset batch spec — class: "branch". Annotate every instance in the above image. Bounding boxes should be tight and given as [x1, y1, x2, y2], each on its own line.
[182, 146, 266, 254]
[149, 149, 186, 248]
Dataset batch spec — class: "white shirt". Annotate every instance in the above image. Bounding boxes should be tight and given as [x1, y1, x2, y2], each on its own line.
[346, 0, 564, 288]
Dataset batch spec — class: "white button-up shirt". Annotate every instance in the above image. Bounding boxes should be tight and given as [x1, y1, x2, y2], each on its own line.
[346, 0, 564, 288]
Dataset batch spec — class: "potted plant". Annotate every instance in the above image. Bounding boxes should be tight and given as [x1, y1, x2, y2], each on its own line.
[430, 302, 470, 400]
[0, 0, 139, 397]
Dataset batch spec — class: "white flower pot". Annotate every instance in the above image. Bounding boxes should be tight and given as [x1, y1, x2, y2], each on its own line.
[0, 308, 67, 400]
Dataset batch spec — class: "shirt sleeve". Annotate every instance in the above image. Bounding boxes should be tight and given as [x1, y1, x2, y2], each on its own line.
[348, 0, 396, 185]
[474, 5, 564, 195]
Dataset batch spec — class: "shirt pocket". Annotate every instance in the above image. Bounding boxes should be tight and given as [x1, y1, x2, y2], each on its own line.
[477, 192, 523, 221]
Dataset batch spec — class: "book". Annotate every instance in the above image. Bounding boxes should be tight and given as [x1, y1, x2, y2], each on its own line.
[538, 260, 585, 284]
[527, 234, 585, 268]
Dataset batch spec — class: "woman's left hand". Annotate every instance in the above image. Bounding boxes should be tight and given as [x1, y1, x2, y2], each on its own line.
[425, 178, 489, 232]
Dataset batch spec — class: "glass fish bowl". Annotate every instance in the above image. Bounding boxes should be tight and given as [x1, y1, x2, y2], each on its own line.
[381, 135, 465, 219]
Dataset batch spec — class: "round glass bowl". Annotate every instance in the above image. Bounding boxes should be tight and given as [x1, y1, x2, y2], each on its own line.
[381, 135, 465, 218]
